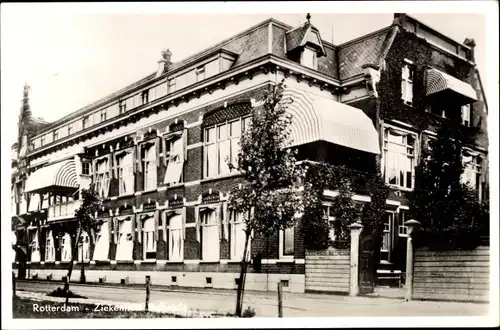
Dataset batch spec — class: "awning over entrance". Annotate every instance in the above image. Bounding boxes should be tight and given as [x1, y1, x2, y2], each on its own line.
[25, 159, 78, 194]
[282, 88, 380, 154]
[426, 68, 477, 103]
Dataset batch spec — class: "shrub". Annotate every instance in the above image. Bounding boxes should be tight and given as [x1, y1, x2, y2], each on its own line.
[242, 306, 256, 318]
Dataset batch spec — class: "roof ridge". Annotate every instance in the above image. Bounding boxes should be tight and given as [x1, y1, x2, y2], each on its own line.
[337, 26, 393, 49]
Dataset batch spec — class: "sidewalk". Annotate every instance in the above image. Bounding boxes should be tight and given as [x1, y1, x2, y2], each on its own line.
[16, 280, 489, 317]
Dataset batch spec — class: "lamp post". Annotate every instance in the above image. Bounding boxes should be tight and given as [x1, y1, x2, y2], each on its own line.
[404, 219, 420, 302]
[79, 237, 86, 284]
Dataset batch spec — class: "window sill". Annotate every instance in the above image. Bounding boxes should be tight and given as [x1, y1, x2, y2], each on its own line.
[199, 260, 220, 264]
[387, 184, 414, 192]
[116, 193, 135, 199]
[165, 260, 184, 264]
[142, 259, 157, 264]
[276, 258, 295, 264]
[201, 172, 242, 184]
[116, 260, 134, 264]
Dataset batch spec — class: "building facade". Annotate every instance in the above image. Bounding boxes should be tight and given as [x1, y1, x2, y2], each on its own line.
[12, 13, 488, 292]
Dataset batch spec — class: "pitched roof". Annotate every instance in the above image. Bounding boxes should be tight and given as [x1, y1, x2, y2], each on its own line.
[337, 27, 393, 79]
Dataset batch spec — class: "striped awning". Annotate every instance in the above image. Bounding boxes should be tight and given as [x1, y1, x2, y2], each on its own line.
[426, 68, 477, 102]
[282, 89, 380, 154]
[25, 159, 78, 193]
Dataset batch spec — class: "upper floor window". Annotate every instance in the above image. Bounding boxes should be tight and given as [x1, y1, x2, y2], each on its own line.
[204, 116, 251, 178]
[301, 47, 317, 70]
[40, 136, 46, 146]
[53, 130, 59, 141]
[100, 109, 107, 122]
[142, 143, 157, 191]
[82, 161, 91, 176]
[68, 124, 73, 136]
[164, 134, 184, 185]
[401, 63, 414, 105]
[141, 90, 149, 105]
[119, 100, 127, 114]
[115, 151, 134, 195]
[83, 116, 90, 129]
[383, 127, 416, 189]
[461, 104, 471, 127]
[95, 158, 110, 198]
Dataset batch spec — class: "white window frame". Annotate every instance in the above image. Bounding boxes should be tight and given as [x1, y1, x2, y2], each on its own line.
[93, 221, 110, 261]
[115, 151, 134, 195]
[200, 207, 220, 262]
[30, 230, 41, 262]
[462, 153, 482, 191]
[116, 218, 134, 261]
[61, 232, 72, 262]
[401, 62, 414, 105]
[167, 212, 184, 262]
[229, 209, 250, 261]
[78, 231, 90, 262]
[398, 210, 409, 237]
[142, 215, 156, 260]
[461, 104, 471, 127]
[279, 226, 295, 260]
[164, 134, 184, 185]
[142, 143, 157, 191]
[381, 212, 393, 257]
[203, 116, 250, 178]
[301, 46, 317, 70]
[383, 126, 416, 190]
[95, 158, 110, 198]
[45, 231, 55, 262]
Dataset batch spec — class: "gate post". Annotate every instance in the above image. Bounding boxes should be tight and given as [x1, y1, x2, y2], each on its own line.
[404, 219, 420, 302]
[349, 222, 363, 297]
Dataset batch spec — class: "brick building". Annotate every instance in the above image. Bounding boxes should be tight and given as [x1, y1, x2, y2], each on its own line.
[11, 13, 488, 293]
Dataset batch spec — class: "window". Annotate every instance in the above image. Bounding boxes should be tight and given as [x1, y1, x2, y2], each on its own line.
[95, 158, 110, 198]
[115, 152, 134, 195]
[93, 221, 109, 261]
[119, 100, 127, 114]
[230, 210, 250, 261]
[200, 208, 220, 262]
[30, 231, 41, 262]
[204, 116, 249, 178]
[383, 127, 416, 189]
[196, 66, 205, 82]
[398, 210, 409, 237]
[167, 213, 184, 262]
[82, 162, 91, 176]
[100, 109, 107, 122]
[322, 205, 337, 242]
[141, 90, 149, 105]
[461, 104, 471, 127]
[40, 136, 45, 146]
[462, 153, 482, 191]
[78, 231, 90, 262]
[401, 63, 414, 105]
[68, 124, 73, 136]
[279, 227, 295, 258]
[381, 212, 393, 260]
[168, 78, 176, 93]
[83, 116, 90, 129]
[142, 144, 157, 190]
[164, 135, 184, 185]
[53, 130, 59, 141]
[61, 233, 72, 262]
[45, 231, 55, 262]
[301, 47, 317, 70]
[116, 218, 133, 261]
[142, 216, 156, 260]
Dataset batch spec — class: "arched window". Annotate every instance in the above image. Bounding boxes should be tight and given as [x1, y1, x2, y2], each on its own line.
[78, 231, 90, 262]
[61, 232, 72, 262]
[142, 215, 156, 260]
[199, 206, 220, 262]
[45, 230, 56, 262]
[93, 221, 110, 261]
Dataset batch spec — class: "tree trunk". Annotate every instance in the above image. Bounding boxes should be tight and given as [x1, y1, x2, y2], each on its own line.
[235, 231, 251, 317]
[63, 225, 82, 304]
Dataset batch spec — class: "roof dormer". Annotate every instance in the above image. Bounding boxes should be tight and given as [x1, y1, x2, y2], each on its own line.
[285, 13, 326, 70]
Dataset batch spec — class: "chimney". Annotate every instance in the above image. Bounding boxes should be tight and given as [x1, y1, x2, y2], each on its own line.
[156, 49, 172, 77]
[463, 38, 476, 62]
[393, 13, 407, 27]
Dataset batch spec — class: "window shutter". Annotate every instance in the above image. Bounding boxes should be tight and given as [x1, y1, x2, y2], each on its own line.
[195, 206, 200, 242]
[181, 206, 187, 240]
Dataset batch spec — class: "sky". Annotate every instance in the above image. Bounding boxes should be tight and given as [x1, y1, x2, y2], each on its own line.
[0, 2, 497, 142]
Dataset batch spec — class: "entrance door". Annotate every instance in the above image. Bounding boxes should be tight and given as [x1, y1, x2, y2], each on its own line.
[358, 234, 375, 294]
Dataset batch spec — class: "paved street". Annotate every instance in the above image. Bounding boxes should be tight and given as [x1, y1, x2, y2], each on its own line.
[16, 280, 489, 317]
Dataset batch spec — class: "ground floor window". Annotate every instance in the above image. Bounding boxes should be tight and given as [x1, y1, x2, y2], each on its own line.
[230, 210, 250, 261]
[167, 213, 184, 262]
[116, 218, 134, 261]
[200, 207, 220, 262]
[381, 212, 393, 262]
[398, 210, 409, 237]
[45, 230, 56, 262]
[279, 226, 295, 259]
[30, 230, 41, 262]
[78, 231, 90, 262]
[142, 215, 156, 260]
[61, 232, 72, 262]
[93, 221, 109, 261]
